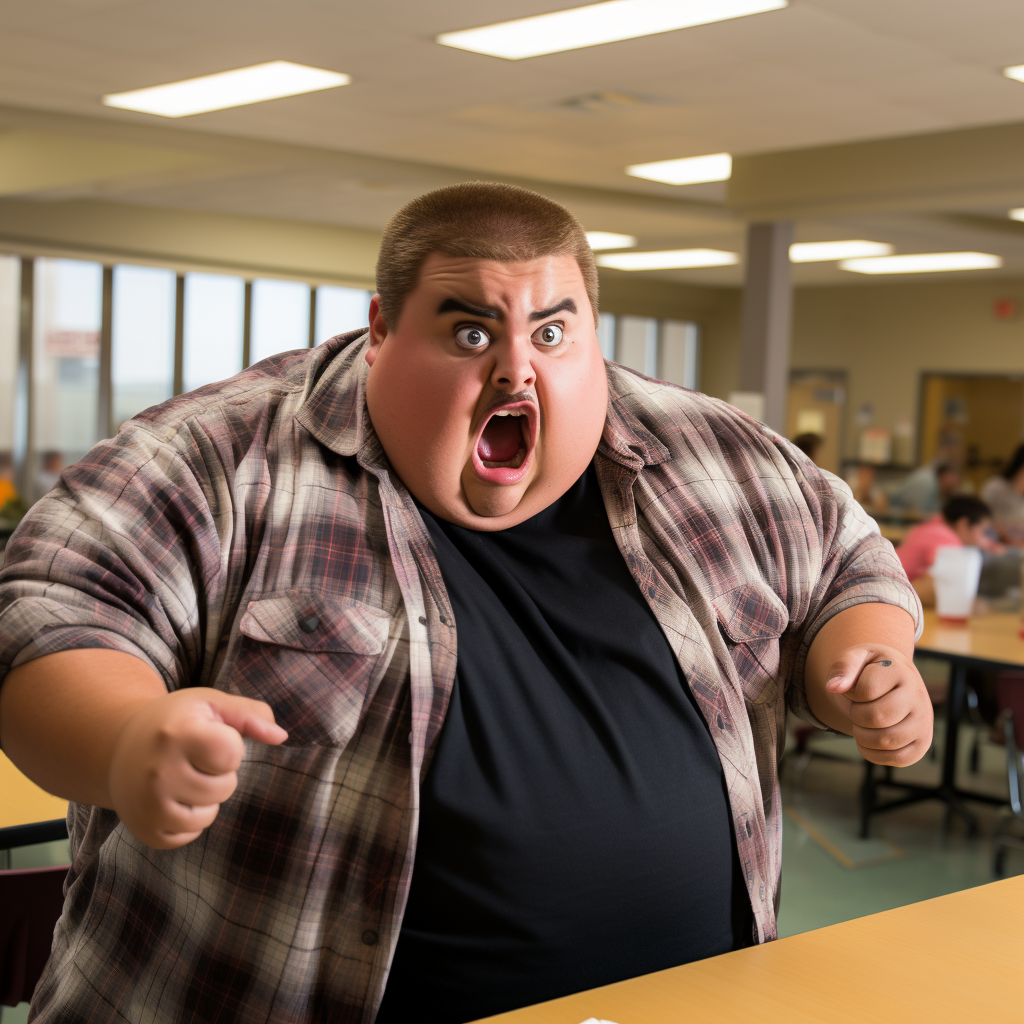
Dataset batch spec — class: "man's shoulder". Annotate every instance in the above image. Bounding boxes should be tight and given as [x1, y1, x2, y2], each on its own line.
[129, 330, 366, 447]
[605, 362, 788, 469]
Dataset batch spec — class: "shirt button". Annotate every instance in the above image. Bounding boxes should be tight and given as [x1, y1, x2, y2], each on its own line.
[418, 615, 427, 625]
[439, 614, 447, 624]
[298, 614, 319, 634]
[759, 884, 766, 902]
[362, 929, 379, 946]
[647, 585, 656, 598]
[717, 714, 725, 729]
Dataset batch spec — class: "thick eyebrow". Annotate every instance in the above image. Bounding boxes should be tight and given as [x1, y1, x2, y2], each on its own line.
[437, 297, 502, 320]
[530, 298, 577, 321]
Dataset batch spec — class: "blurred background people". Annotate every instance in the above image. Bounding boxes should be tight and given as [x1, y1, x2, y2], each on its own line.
[848, 462, 888, 516]
[981, 443, 1024, 544]
[36, 450, 63, 496]
[889, 461, 962, 518]
[792, 432, 823, 464]
[896, 495, 999, 607]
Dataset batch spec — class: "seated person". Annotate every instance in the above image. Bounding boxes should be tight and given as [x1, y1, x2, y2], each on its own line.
[981, 443, 1024, 544]
[889, 461, 962, 518]
[896, 495, 998, 607]
[791, 432, 822, 464]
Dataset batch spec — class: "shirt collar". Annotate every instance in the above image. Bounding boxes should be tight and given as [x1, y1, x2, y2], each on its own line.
[297, 335, 672, 472]
[598, 363, 673, 469]
[295, 330, 388, 468]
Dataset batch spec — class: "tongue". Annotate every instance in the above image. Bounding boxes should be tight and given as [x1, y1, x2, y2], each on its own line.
[478, 416, 523, 463]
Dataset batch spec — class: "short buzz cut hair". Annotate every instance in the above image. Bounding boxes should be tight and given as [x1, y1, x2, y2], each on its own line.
[375, 181, 599, 329]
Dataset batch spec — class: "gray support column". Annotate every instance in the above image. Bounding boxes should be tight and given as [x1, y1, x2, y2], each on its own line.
[308, 286, 317, 348]
[173, 275, 185, 396]
[242, 280, 252, 369]
[98, 265, 114, 439]
[738, 221, 793, 433]
[13, 257, 34, 506]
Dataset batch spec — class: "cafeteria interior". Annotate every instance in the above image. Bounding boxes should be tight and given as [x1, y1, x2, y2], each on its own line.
[3, 2, 1024, 1021]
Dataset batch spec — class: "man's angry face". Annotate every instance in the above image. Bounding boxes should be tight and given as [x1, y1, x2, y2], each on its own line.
[365, 253, 609, 530]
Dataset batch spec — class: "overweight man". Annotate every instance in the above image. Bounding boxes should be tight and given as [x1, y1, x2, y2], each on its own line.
[0, 182, 930, 1024]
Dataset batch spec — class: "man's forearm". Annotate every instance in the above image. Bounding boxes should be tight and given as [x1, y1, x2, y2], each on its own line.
[804, 603, 917, 733]
[0, 649, 167, 807]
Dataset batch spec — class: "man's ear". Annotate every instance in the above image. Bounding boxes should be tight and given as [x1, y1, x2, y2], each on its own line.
[366, 295, 388, 367]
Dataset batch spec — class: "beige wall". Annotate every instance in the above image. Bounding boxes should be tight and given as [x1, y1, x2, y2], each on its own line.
[791, 277, 1024, 462]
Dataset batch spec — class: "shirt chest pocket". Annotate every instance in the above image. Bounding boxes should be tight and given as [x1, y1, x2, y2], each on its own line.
[712, 583, 789, 705]
[232, 591, 392, 747]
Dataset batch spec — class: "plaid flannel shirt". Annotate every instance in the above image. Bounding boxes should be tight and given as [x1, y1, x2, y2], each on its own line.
[0, 330, 920, 1024]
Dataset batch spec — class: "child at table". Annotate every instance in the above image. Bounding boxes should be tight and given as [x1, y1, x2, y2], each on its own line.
[896, 495, 1000, 607]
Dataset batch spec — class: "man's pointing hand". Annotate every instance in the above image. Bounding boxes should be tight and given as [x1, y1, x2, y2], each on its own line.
[108, 688, 288, 850]
[824, 644, 933, 767]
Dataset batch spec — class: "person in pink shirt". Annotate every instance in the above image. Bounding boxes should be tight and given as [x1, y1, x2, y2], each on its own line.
[896, 495, 998, 605]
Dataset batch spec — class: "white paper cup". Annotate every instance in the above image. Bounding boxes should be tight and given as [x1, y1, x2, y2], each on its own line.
[930, 545, 983, 624]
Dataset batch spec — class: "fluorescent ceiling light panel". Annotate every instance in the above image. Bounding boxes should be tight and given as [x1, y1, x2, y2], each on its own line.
[586, 231, 638, 250]
[840, 252, 1003, 275]
[789, 240, 893, 263]
[597, 248, 738, 270]
[626, 152, 732, 185]
[437, 0, 788, 60]
[103, 61, 351, 117]
[1009, 208, 1024, 222]
[1004, 64, 1024, 83]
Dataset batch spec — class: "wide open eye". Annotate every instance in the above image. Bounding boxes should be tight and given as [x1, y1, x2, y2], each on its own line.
[534, 323, 563, 347]
[455, 325, 490, 350]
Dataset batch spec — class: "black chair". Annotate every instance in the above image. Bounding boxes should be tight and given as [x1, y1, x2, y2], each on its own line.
[0, 865, 68, 1017]
[993, 674, 1024, 876]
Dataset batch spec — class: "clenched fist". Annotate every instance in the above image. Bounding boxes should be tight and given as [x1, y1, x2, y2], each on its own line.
[823, 644, 933, 766]
[108, 687, 288, 850]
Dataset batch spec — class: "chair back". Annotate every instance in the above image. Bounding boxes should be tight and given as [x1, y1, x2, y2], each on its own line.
[996, 673, 1024, 818]
[0, 865, 68, 1007]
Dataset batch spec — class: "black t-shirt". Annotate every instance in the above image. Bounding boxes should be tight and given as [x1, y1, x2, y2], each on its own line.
[375, 465, 751, 1024]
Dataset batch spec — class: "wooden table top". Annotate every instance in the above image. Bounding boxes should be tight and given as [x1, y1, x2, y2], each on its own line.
[470, 876, 1024, 1024]
[916, 609, 1024, 668]
[0, 750, 68, 831]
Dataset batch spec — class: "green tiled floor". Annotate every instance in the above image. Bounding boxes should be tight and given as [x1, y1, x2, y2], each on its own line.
[778, 725, 1023, 938]
[5, 724, 1021, 1021]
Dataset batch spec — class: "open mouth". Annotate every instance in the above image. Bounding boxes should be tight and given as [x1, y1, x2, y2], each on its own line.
[472, 401, 537, 485]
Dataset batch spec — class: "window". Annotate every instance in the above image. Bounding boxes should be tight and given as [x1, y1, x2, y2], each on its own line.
[616, 315, 659, 377]
[33, 258, 103, 495]
[250, 278, 311, 364]
[314, 285, 372, 344]
[0, 256, 18, 513]
[610, 315, 700, 389]
[660, 320, 700, 391]
[183, 272, 244, 393]
[597, 312, 615, 360]
[112, 265, 176, 428]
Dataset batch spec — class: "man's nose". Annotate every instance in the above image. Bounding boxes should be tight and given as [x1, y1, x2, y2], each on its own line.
[491, 335, 536, 392]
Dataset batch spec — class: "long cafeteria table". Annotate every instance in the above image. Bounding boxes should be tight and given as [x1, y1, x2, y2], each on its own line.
[469, 875, 1024, 1024]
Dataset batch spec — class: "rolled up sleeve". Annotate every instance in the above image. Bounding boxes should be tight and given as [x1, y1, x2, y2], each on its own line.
[786, 467, 923, 728]
[0, 423, 224, 700]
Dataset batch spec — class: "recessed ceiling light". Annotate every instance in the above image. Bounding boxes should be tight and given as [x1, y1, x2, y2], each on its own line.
[1004, 64, 1024, 84]
[437, 0, 788, 60]
[586, 231, 638, 250]
[1009, 208, 1024, 222]
[626, 153, 732, 185]
[840, 252, 1003, 275]
[102, 61, 351, 117]
[597, 248, 738, 270]
[789, 240, 893, 263]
